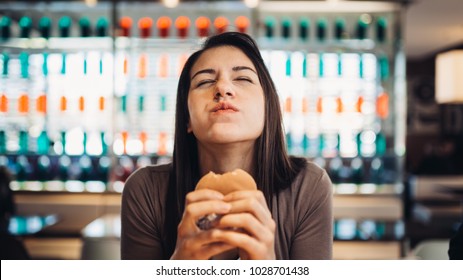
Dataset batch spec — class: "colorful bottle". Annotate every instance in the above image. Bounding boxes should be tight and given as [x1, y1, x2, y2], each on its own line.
[39, 17, 52, 39]
[19, 16, 32, 38]
[299, 18, 310, 41]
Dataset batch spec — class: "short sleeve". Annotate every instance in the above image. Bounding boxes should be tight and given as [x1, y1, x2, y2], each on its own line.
[121, 166, 167, 259]
[290, 167, 333, 259]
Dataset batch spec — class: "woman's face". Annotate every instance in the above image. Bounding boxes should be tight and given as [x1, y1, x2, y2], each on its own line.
[187, 46, 265, 146]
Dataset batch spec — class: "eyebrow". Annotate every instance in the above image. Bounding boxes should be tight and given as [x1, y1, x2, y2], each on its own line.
[191, 66, 257, 80]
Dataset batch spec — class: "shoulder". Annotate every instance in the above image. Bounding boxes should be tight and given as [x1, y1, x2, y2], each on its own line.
[126, 162, 171, 182]
[290, 159, 332, 200]
[291, 158, 331, 186]
[123, 162, 172, 199]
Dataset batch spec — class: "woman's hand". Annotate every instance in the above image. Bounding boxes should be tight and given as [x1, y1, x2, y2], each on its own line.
[215, 190, 276, 260]
[170, 189, 235, 260]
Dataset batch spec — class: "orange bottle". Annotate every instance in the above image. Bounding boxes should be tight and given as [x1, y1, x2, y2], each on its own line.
[376, 92, 389, 119]
[0, 93, 7, 113]
[18, 93, 29, 114]
[36, 94, 47, 114]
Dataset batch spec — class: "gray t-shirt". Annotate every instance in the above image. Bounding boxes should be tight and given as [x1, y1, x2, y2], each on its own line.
[121, 161, 333, 259]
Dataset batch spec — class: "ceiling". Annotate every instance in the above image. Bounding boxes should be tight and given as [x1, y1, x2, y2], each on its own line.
[404, 0, 463, 60]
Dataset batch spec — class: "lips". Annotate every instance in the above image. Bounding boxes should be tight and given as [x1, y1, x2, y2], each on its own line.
[211, 102, 239, 113]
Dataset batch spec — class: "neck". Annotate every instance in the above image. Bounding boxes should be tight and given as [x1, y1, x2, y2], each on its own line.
[197, 142, 255, 177]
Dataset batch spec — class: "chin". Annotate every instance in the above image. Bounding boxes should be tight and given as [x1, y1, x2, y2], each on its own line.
[208, 133, 245, 144]
[195, 124, 262, 144]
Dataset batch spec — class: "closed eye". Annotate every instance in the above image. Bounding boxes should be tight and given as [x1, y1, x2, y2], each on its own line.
[196, 79, 216, 87]
[235, 77, 254, 83]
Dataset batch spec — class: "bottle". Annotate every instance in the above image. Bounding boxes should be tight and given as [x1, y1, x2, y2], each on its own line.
[334, 18, 345, 40]
[376, 17, 387, 43]
[97, 155, 111, 184]
[37, 130, 49, 155]
[19, 16, 32, 38]
[58, 152, 71, 183]
[350, 157, 364, 184]
[213, 16, 227, 35]
[376, 91, 389, 120]
[138, 17, 153, 38]
[299, 18, 310, 41]
[264, 16, 275, 39]
[328, 157, 343, 184]
[157, 16, 171, 38]
[15, 155, 33, 190]
[36, 155, 51, 183]
[316, 18, 327, 41]
[281, 17, 291, 40]
[39, 17, 52, 39]
[235, 16, 249, 34]
[195, 16, 210, 38]
[119, 16, 132, 37]
[379, 55, 390, 82]
[79, 17, 92, 37]
[0, 16, 11, 41]
[0, 130, 6, 154]
[58, 16, 72, 38]
[19, 52, 29, 79]
[95, 17, 109, 37]
[356, 15, 370, 40]
[2, 52, 9, 76]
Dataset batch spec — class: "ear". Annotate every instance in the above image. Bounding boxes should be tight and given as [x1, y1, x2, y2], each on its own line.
[187, 121, 193, 133]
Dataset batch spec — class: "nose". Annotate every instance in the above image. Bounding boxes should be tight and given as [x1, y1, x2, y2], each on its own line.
[214, 78, 235, 100]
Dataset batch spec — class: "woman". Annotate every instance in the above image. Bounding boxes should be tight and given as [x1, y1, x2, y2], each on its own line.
[121, 32, 332, 260]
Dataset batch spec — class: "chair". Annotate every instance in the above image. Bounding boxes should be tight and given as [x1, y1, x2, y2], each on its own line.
[80, 237, 120, 260]
[409, 239, 450, 260]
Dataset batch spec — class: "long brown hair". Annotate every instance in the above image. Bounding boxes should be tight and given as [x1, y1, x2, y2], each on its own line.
[164, 32, 306, 257]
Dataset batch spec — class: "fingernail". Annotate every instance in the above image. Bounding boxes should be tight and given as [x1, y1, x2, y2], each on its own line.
[221, 203, 231, 212]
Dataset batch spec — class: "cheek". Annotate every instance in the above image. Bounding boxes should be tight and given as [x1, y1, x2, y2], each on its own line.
[187, 95, 204, 131]
[249, 94, 266, 130]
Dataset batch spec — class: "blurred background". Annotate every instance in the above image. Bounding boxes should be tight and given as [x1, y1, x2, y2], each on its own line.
[0, 0, 462, 260]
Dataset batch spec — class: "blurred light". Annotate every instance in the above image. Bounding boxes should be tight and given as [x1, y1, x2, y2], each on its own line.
[65, 180, 85, 192]
[243, 0, 259, 8]
[436, 50, 463, 103]
[336, 183, 357, 194]
[214, 17, 229, 34]
[157, 16, 172, 30]
[86, 181, 106, 193]
[359, 183, 376, 194]
[113, 181, 124, 193]
[360, 13, 372, 25]
[157, 16, 172, 37]
[175, 16, 190, 38]
[119, 16, 133, 37]
[84, 0, 97, 7]
[336, 219, 356, 240]
[138, 17, 153, 38]
[235, 16, 250, 33]
[195, 16, 210, 37]
[162, 0, 179, 8]
[175, 16, 190, 30]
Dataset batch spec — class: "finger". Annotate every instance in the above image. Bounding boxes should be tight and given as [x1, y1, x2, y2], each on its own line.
[225, 192, 273, 225]
[229, 198, 272, 225]
[224, 190, 266, 205]
[208, 229, 269, 259]
[173, 238, 234, 260]
[198, 242, 236, 260]
[185, 189, 225, 205]
[176, 227, 232, 252]
[217, 213, 275, 243]
[183, 200, 231, 222]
